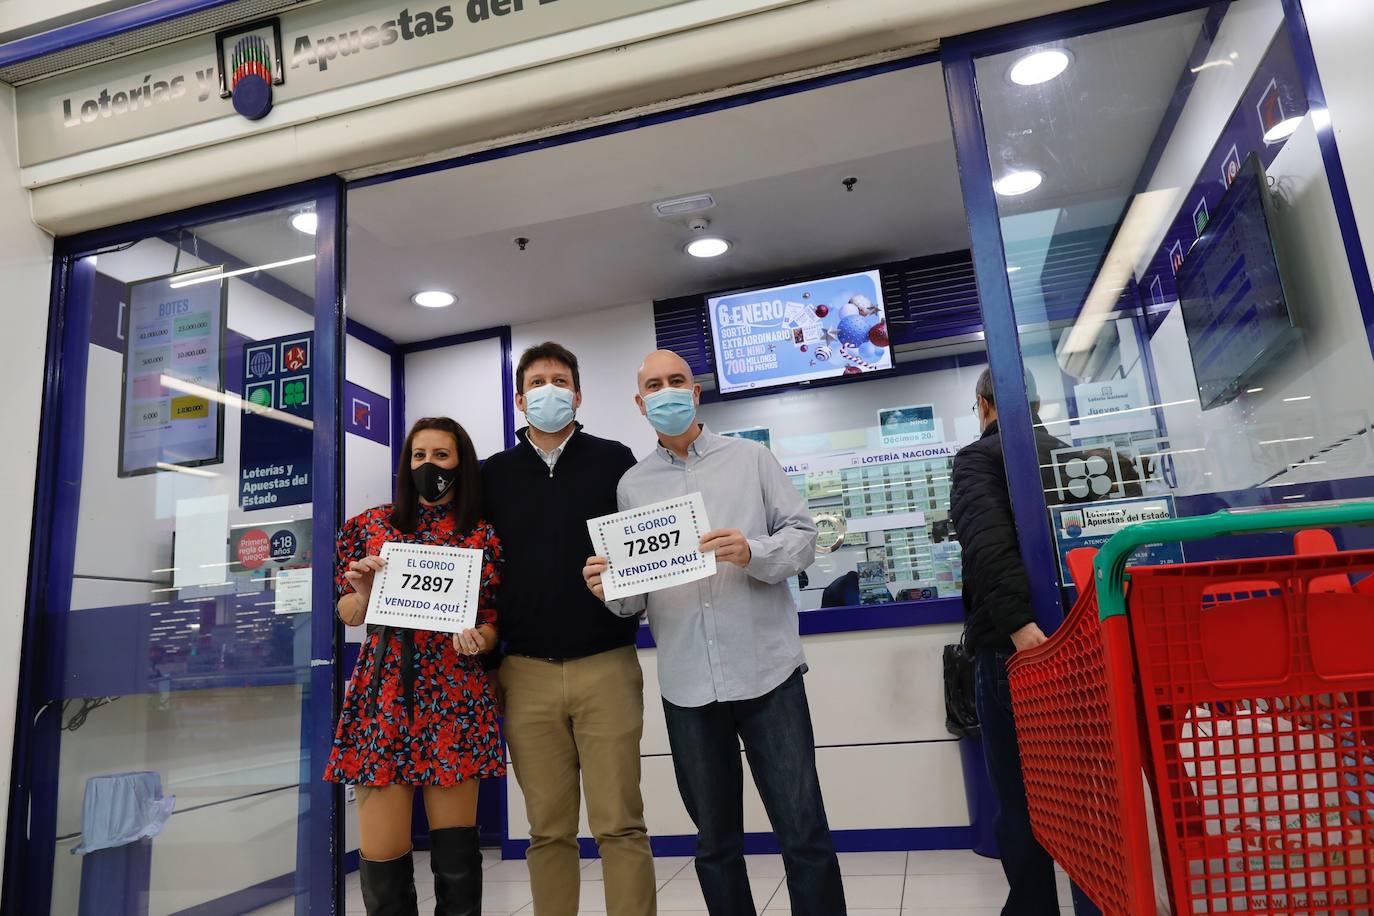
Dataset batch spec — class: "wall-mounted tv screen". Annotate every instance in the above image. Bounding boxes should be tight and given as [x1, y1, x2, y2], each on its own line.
[707, 269, 894, 396]
[1177, 152, 1298, 410]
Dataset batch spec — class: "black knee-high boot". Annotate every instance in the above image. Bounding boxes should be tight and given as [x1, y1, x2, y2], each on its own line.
[429, 826, 482, 915]
[359, 850, 420, 916]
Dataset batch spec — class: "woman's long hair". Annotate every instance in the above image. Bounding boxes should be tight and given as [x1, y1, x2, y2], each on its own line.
[390, 417, 482, 535]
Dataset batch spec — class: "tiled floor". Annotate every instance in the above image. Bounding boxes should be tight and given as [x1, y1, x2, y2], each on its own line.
[250, 849, 1077, 914]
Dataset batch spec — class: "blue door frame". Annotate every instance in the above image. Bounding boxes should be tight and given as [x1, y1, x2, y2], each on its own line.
[3, 176, 346, 915]
[8, 0, 1374, 912]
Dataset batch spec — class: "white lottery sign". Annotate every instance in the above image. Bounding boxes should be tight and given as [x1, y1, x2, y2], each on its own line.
[588, 493, 717, 600]
[363, 542, 483, 634]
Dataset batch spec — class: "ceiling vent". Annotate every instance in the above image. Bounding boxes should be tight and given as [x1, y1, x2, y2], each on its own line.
[652, 194, 716, 219]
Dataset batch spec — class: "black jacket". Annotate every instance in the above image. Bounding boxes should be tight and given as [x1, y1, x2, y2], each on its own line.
[481, 426, 639, 659]
[949, 418, 1066, 653]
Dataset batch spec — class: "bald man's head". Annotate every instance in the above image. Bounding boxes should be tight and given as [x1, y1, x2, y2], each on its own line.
[637, 349, 695, 394]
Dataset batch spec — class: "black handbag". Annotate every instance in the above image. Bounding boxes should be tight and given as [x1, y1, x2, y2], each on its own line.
[943, 640, 980, 738]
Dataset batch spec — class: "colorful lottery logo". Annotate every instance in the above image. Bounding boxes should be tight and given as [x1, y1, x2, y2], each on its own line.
[247, 348, 274, 378]
[229, 33, 275, 121]
[246, 382, 274, 409]
[281, 378, 308, 408]
[283, 345, 307, 371]
[1222, 144, 1241, 188]
[237, 529, 270, 570]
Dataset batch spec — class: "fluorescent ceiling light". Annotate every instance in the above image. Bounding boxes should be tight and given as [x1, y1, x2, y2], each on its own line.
[1058, 188, 1176, 358]
[412, 290, 456, 308]
[290, 211, 318, 235]
[169, 254, 316, 288]
[686, 237, 731, 259]
[1264, 116, 1304, 143]
[1009, 49, 1072, 86]
[994, 170, 1043, 196]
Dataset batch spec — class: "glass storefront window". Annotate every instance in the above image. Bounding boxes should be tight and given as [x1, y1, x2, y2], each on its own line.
[975, 0, 1374, 565]
[699, 359, 985, 610]
[38, 199, 334, 913]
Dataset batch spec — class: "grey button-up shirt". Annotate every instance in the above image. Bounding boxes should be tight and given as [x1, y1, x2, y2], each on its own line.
[609, 426, 816, 707]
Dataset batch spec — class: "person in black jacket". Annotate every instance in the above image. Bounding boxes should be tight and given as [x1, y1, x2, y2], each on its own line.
[481, 342, 656, 915]
[949, 367, 1066, 916]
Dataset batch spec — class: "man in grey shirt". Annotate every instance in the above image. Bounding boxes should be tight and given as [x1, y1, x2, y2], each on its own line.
[583, 349, 846, 916]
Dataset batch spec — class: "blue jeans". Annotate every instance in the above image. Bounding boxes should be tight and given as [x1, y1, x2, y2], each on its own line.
[975, 647, 1061, 916]
[661, 668, 846, 916]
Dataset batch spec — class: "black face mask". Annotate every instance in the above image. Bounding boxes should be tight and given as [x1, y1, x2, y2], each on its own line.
[411, 462, 456, 503]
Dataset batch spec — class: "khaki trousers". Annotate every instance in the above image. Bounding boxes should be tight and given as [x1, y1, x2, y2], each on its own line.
[501, 645, 656, 915]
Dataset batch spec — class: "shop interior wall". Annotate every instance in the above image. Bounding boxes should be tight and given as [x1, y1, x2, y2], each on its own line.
[381, 301, 976, 848]
[405, 337, 508, 459]
[0, 82, 54, 898]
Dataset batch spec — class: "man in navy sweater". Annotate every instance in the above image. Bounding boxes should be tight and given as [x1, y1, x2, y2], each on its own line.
[481, 342, 654, 915]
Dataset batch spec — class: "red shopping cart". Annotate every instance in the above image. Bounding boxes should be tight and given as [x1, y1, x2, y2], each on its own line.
[1008, 504, 1374, 915]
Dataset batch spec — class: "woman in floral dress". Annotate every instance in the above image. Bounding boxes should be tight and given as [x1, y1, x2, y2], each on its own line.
[326, 417, 503, 916]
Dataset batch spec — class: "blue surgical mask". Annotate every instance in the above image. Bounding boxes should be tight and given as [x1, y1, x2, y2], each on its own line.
[644, 387, 697, 437]
[524, 384, 576, 434]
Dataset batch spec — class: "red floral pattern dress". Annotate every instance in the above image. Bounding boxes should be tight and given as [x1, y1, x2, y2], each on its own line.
[324, 503, 506, 786]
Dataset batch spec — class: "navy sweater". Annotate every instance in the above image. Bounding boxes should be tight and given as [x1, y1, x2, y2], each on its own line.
[481, 426, 639, 659]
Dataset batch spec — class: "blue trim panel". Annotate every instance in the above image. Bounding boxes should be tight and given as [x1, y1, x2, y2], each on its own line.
[167, 872, 295, 916]
[351, 53, 940, 190]
[502, 826, 974, 860]
[391, 347, 405, 483]
[303, 178, 345, 912]
[499, 326, 516, 449]
[0, 0, 239, 69]
[633, 598, 963, 649]
[345, 317, 399, 355]
[943, 53, 1066, 634]
[398, 325, 511, 355]
[697, 348, 988, 407]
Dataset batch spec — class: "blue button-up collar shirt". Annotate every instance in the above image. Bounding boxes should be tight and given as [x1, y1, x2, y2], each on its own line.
[609, 426, 817, 707]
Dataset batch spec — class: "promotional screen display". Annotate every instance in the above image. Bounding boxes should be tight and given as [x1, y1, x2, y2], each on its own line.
[1177, 153, 1298, 410]
[118, 271, 228, 476]
[708, 269, 893, 395]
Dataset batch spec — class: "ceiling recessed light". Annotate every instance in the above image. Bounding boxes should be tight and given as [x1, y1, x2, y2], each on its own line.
[994, 170, 1044, 197]
[1263, 116, 1304, 144]
[686, 237, 731, 259]
[412, 290, 456, 308]
[1008, 49, 1073, 86]
[290, 211, 318, 235]
[1006, 265, 1022, 273]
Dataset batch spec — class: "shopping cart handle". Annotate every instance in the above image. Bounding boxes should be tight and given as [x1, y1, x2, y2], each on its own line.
[1094, 501, 1374, 619]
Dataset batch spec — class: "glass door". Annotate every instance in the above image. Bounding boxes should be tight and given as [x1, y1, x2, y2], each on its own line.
[15, 183, 342, 914]
[964, 1, 1374, 579]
